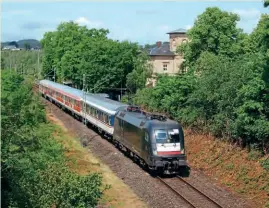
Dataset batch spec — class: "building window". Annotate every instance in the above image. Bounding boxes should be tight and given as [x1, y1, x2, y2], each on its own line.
[173, 39, 176, 48]
[163, 64, 168, 71]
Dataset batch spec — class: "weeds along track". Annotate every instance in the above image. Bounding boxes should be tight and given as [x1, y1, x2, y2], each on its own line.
[157, 176, 224, 208]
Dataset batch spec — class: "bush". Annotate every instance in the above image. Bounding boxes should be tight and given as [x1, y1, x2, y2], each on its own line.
[1, 70, 103, 207]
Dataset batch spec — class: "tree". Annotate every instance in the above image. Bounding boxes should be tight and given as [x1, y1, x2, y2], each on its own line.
[126, 51, 152, 93]
[24, 43, 31, 50]
[178, 7, 246, 68]
[41, 21, 148, 93]
[249, 14, 269, 55]
[134, 7, 269, 153]
[1, 71, 103, 207]
[8, 41, 19, 48]
[1, 56, 5, 69]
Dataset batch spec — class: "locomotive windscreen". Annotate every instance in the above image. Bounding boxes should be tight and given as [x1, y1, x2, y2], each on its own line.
[155, 129, 180, 144]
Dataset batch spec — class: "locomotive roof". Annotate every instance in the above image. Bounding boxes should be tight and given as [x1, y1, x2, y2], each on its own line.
[39, 80, 128, 114]
[116, 110, 180, 129]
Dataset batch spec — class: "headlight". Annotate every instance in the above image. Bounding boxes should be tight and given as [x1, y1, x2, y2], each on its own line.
[153, 150, 157, 155]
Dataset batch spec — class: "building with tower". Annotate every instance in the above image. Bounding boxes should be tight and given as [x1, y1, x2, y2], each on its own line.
[146, 28, 188, 86]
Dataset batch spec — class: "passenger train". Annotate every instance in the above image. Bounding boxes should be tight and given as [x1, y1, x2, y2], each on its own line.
[39, 80, 187, 173]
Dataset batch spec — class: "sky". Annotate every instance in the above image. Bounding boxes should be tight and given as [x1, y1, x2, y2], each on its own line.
[1, 1, 268, 45]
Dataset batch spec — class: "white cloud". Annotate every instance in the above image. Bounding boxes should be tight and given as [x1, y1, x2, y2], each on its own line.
[185, 24, 192, 30]
[74, 17, 103, 28]
[232, 8, 261, 20]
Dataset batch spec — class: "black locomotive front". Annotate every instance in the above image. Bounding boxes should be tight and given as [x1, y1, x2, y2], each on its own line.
[145, 120, 187, 172]
[113, 108, 187, 174]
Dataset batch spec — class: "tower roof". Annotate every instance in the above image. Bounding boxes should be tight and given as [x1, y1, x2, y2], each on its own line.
[166, 28, 187, 34]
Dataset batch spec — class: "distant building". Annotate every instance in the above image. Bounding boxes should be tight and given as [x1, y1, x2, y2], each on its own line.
[2, 45, 22, 51]
[147, 28, 188, 86]
[30, 47, 41, 51]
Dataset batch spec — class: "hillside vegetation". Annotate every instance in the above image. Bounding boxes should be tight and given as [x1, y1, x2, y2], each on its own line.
[1, 50, 42, 77]
[1, 39, 41, 48]
[1, 71, 104, 207]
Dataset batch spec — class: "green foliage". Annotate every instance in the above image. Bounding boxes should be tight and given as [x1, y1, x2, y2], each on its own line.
[247, 151, 263, 161]
[249, 14, 269, 55]
[1, 50, 42, 77]
[24, 43, 31, 50]
[134, 8, 269, 156]
[126, 51, 152, 93]
[1, 71, 103, 207]
[41, 21, 150, 93]
[177, 7, 247, 67]
[1, 56, 5, 69]
[261, 158, 269, 171]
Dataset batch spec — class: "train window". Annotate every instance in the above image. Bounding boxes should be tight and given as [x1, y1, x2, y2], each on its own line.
[88, 105, 92, 115]
[95, 109, 98, 117]
[98, 111, 102, 120]
[92, 108, 96, 117]
[167, 129, 180, 143]
[155, 130, 168, 143]
[102, 113, 105, 122]
[155, 129, 180, 143]
[106, 115, 109, 124]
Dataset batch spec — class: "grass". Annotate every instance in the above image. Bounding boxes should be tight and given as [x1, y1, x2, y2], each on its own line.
[185, 129, 269, 208]
[46, 112, 147, 208]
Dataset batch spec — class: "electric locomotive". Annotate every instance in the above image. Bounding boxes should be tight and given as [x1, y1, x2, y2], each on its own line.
[39, 80, 187, 173]
[113, 106, 187, 173]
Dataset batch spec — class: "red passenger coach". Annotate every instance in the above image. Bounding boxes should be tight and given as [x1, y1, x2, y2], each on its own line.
[39, 82, 81, 113]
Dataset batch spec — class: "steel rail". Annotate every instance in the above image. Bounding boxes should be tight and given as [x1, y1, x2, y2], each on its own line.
[157, 176, 196, 208]
[176, 176, 223, 208]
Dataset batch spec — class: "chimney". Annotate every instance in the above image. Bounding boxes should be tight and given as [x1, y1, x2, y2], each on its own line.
[156, 41, 162, 48]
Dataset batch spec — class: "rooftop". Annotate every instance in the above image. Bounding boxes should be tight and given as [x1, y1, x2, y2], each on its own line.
[149, 42, 175, 56]
[166, 28, 187, 34]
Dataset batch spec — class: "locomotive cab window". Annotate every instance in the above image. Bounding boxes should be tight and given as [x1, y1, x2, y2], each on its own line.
[155, 129, 180, 143]
[167, 129, 180, 143]
[155, 130, 167, 143]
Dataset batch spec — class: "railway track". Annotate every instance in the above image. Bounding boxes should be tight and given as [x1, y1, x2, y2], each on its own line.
[157, 176, 224, 208]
